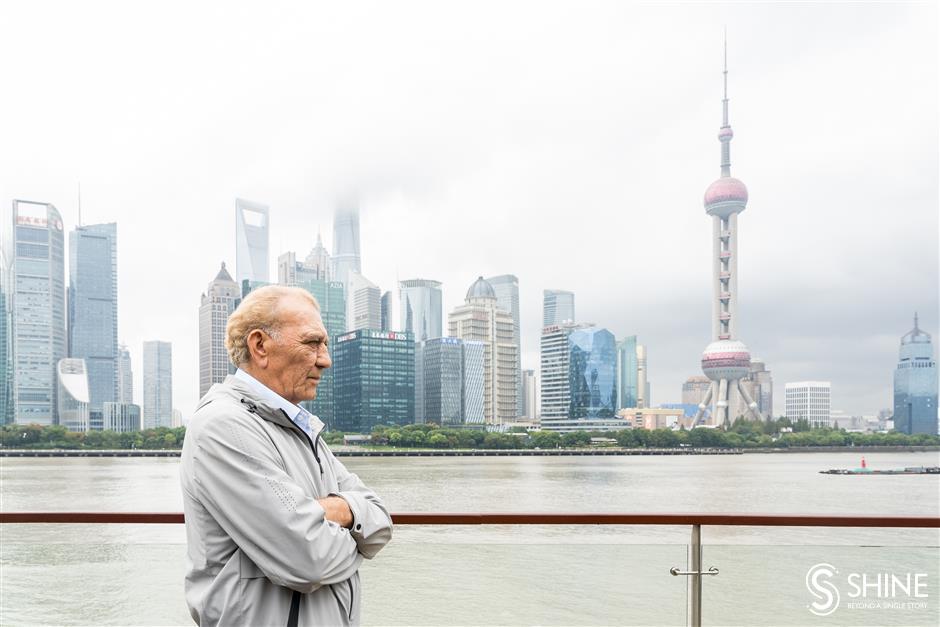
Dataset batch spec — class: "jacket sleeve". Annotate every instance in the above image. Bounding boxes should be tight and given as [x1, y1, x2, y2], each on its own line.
[191, 413, 362, 592]
[328, 452, 393, 559]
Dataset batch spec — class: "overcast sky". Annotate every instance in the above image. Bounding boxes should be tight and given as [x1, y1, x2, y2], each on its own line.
[1, 1, 937, 419]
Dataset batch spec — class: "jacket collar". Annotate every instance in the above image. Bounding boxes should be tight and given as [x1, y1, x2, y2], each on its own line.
[220, 376, 326, 475]
[222, 376, 324, 439]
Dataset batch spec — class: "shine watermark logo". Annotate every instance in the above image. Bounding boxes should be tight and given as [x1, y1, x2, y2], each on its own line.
[806, 563, 841, 616]
[805, 563, 930, 617]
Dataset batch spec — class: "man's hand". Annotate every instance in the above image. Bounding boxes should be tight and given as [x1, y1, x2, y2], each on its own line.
[317, 496, 354, 529]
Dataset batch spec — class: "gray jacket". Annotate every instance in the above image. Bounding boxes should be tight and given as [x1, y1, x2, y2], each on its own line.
[179, 376, 392, 626]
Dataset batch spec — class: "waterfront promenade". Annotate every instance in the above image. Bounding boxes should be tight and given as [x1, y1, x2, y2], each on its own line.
[2, 445, 937, 458]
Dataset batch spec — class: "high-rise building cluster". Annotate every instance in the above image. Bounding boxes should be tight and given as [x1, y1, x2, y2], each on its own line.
[207, 200, 527, 433]
[0, 199, 171, 432]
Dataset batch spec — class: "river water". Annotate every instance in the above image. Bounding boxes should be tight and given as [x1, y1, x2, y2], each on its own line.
[2, 451, 939, 626]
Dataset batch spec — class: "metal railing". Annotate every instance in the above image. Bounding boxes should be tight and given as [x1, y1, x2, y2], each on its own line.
[3, 512, 938, 627]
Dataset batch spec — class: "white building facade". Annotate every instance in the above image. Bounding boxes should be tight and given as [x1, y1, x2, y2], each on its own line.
[448, 277, 517, 425]
[785, 381, 831, 428]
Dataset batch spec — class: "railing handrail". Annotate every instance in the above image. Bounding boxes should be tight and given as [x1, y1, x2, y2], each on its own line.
[2, 512, 939, 527]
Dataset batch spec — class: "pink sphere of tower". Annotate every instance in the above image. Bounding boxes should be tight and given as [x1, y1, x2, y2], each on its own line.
[701, 340, 752, 382]
[703, 176, 748, 207]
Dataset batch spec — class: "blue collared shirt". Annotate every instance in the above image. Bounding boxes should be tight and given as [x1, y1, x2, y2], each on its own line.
[234, 368, 323, 438]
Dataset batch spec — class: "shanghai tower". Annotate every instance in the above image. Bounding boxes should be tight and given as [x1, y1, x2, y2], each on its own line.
[692, 40, 762, 427]
[331, 201, 361, 289]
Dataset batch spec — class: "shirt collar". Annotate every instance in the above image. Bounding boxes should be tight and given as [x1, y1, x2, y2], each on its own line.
[234, 368, 324, 432]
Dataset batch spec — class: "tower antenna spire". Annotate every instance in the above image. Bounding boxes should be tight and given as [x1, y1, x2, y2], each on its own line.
[78, 181, 82, 227]
[719, 29, 733, 177]
[723, 27, 728, 117]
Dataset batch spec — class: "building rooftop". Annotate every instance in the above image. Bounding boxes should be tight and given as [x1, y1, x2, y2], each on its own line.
[466, 276, 496, 301]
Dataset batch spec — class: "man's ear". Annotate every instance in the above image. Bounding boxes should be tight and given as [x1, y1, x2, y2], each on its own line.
[246, 328, 271, 368]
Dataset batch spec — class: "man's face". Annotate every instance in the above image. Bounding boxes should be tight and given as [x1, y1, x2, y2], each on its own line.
[262, 296, 332, 404]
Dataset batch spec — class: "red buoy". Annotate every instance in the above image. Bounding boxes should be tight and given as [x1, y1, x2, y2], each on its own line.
[861, 456, 867, 469]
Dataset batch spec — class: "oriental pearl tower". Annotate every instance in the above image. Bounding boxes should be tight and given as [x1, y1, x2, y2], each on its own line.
[692, 40, 762, 427]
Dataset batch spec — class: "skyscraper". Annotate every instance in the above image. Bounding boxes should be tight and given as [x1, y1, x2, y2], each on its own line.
[416, 337, 486, 427]
[617, 336, 639, 409]
[692, 41, 762, 427]
[143, 340, 172, 429]
[332, 329, 414, 433]
[894, 314, 938, 435]
[540, 323, 618, 432]
[448, 277, 518, 424]
[543, 289, 575, 327]
[11, 200, 66, 426]
[418, 337, 464, 426]
[785, 381, 831, 429]
[636, 344, 650, 408]
[68, 222, 118, 422]
[305, 231, 332, 281]
[569, 328, 617, 418]
[399, 279, 443, 341]
[332, 202, 361, 289]
[380, 291, 392, 332]
[117, 344, 133, 405]
[199, 263, 239, 397]
[235, 198, 270, 285]
[486, 274, 522, 418]
[541, 322, 583, 422]
[347, 270, 381, 331]
[522, 369, 538, 420]
[0, 240, 11, 424]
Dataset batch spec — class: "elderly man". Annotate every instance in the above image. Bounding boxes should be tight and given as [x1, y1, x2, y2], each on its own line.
[180, 285, 392, 626]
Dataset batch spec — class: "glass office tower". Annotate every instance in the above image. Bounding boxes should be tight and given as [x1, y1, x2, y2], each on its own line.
[420, 337, 464, 426]
[143, 340, 173, 429]
[617, 335, 638, 409]
[543, 289, 575, 326]
[399, 279, 442, 342]
[568, 327, 617, 419]
[333, 330, 414, 433]
[894, 315, 938, 435]
[11, 200, 66, 426]
[235, 198, 270, 284]
[0, 244, 10, 423]
[69, 223, 118, 423]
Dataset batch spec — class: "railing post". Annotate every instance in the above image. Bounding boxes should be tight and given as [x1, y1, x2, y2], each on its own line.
[689, 524, 702, 627]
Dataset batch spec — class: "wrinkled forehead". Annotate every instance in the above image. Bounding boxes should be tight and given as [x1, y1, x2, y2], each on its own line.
[276, 295, 326, 335]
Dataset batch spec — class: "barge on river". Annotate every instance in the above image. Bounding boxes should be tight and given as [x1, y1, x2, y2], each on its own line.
[820, 456, 940, 475]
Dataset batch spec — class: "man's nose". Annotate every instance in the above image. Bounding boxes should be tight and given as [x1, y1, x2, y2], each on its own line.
[317, 348, 332, 369]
